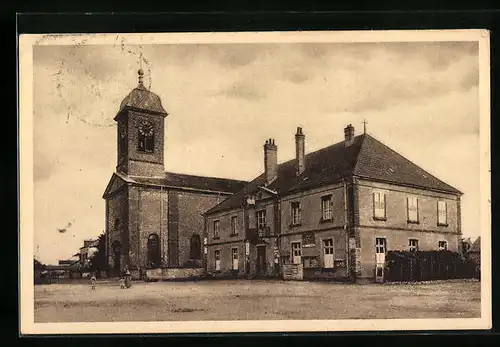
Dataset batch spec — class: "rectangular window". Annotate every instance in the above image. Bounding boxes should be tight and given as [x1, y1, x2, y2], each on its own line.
[321, 195, 333, 221]
[291, 242, 302, 264]
[323, 238, 334, 268]
[373, 192, 386, 220]
[230, 216, 238, 235]
[303, 256, 319, 268]
[214, 249, 221, 271]
[213, 220, 220, 239]
[438, 241, 448, 251]
[409, 239, 419, 252]
[231, 248, 239, 270]
[291, 202, 301, 225]
[256, 210, 266, 229]
[438, 200, 447, 225]
[407, 196, 419, 223]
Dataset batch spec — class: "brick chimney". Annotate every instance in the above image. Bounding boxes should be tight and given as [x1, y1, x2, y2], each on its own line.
[295, 127, 305, 176]
[344, 124, 355, 147]
[264, 138, 278, 185]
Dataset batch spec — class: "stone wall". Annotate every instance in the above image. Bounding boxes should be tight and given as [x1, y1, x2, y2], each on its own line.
[146, 267, 205, 281]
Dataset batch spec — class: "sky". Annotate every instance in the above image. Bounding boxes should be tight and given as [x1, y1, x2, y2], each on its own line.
[32, 39, 481, 265]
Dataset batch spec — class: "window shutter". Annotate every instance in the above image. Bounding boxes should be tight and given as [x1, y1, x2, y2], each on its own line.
[373, 193, 376, 218]
[406, 197, 410, 220]
[383, 193, 387, 219]
[417, 198, 419, 222]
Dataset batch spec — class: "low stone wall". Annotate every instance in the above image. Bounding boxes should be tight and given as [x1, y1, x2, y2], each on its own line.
[145, 267, 205, 281]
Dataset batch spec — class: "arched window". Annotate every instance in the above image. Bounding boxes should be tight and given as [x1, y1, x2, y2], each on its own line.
[147, 234, 161, 268]
[190, 234, 201, 260]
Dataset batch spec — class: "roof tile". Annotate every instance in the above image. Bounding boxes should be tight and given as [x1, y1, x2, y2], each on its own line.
[206, 133, 461, 215]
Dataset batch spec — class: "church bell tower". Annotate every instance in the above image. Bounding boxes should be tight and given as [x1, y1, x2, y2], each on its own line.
[114, 69, 168, 177]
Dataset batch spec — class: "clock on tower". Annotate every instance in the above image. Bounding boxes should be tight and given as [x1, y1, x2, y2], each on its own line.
[114, 69, 168, 177]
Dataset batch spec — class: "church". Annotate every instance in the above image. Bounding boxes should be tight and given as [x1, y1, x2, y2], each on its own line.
[102, 70, 247, 279]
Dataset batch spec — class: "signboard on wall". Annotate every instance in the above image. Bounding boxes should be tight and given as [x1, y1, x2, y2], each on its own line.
[245, 241, 250, 256]
[302, 232, 315, 247]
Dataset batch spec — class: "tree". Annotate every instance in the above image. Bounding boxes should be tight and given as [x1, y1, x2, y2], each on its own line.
[88, 232, 107, 277]
[34, 258, 46, 270]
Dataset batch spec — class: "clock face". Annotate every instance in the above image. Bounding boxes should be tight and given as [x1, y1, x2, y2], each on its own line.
[138, 120, 154, 137]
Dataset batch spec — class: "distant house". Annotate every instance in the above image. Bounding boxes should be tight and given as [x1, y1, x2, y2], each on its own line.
[461, 237, 473, 254]
[79, 239, 99, 267]
[204, 125, 463, 283]
[467, 237, 481, 265]
[45, 256, 81, 279]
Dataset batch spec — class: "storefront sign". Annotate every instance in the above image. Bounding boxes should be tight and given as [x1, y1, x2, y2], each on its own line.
[302, 232, 315, 247]
[245, 241, 250, 256]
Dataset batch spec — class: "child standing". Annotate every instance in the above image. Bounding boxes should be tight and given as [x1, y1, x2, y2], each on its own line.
[90, 273, 96, 290]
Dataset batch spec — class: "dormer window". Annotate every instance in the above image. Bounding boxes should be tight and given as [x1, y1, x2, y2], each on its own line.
[138, 120, 154, 153]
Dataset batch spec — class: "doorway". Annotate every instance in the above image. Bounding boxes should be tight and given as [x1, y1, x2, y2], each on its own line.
[256, 245, 267, 276]
[291, 242, 302, 264]
[112, 241, 121, 277]
[147, 234, 161, 268]
[375, 237, 386, 283]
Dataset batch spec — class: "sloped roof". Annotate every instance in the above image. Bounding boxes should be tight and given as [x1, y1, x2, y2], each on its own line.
[469, 237, 481, 253]
[129, 172, 248, 194]
[206, 133, 462, 215]
[118, 83, 167, 115]
[354, 135, 461, 194]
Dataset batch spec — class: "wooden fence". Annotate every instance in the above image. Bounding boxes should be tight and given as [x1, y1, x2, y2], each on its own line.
[385, 250, 478, 282]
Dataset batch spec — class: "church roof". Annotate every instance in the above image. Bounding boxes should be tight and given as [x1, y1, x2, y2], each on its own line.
[206, 132, 462, 215]
[129, 172, 248, 194]
[117, 70, 167, 115]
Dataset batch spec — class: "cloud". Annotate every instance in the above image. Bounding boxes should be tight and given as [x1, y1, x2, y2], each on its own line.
[217, 80, 266, 101]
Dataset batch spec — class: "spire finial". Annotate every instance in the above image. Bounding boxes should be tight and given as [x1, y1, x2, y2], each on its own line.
[138, 68, 144, 85]
[363, 119, 368, 134]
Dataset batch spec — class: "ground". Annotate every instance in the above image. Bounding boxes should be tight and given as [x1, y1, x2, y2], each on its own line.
[34, 279, 481, 322]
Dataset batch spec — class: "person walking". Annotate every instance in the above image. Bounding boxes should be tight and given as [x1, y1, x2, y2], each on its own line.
[123, 265, 132, 289]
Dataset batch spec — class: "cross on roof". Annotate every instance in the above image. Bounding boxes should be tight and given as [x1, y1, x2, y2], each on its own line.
[363, 119, 368, 134]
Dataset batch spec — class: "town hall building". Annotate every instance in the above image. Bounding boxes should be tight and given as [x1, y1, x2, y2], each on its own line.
[102, 70, 247, 279]
[204, 124, 463, 282]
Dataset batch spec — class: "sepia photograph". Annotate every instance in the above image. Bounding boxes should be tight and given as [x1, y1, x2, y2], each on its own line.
[19, 30, 491, 334]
